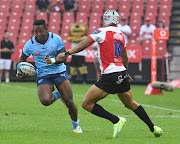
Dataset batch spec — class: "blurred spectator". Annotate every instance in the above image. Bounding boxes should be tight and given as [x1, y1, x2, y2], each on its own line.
[63, 0, 78, 18]
[92, 42, 101, 81]
[117, 17, 132, 45]
[36, 0, 50, 12]
[158, 19, 168, 29]
[52, 1, 64, 12]
[0, 32, 15, 83]
[137, 17, 156, 45]
[70, 42, 88, 84]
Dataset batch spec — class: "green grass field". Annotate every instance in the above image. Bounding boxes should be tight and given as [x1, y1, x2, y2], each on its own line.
[0, 82, 180, 144]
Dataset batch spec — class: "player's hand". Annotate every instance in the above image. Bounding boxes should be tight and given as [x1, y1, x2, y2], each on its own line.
[44, 55, 52, 64]
[56, 52, 66, 59]
[16, 72, 30, 79]
[128, 74, 133, 82]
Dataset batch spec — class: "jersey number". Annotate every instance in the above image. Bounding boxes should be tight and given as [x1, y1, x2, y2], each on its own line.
[114, 41, 123, 57]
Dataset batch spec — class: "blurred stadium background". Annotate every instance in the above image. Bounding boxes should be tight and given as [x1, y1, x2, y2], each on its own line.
[0, 0, 180, 83]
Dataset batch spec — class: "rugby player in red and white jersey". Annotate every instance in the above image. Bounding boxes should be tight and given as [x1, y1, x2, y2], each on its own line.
[56, 10, 163, 138]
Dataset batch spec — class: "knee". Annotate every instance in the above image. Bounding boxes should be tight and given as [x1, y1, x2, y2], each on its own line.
[39, 95, 51, 106]
[81, 101, 86, 110]
[40, 98, 51, 106]
[81, 100, 92, 111]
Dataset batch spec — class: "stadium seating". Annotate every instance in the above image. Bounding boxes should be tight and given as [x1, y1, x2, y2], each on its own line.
[0, 4, 11, 14]
[0, 0, 171, 61]
[88, 13, 102, 35]
[156, 40, 167, 58]
[48, 12, 61, 35]
[78, 0, 91, 13]
[118, 4, 131, 15]
[36, 12, 48, 22]
[25, 3, 36, 12]
[119, 12, 130, 23]
[146, 0, 159, 5]
[76, 12, 88, 24]
[18, 31, 31, 45]
[105, 0, 118, 11]
[91, 0, 104, 14]
[141, 39, 152, 58]
[0, 0, 11, 5]
[26, 0, 36, 5]
[0, 15, 7, 35]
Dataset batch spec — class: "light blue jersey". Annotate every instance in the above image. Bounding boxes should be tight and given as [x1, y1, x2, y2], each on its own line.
[23, 32, 66, 78]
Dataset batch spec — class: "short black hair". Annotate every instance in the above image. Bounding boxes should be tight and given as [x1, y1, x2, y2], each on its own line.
[33, 19, 47, 27]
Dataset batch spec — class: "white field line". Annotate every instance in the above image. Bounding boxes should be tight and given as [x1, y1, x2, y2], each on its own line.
[1, 83, 180, 113]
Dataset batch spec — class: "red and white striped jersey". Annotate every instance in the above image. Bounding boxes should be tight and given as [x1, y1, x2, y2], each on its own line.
[89, 26, 127, 74]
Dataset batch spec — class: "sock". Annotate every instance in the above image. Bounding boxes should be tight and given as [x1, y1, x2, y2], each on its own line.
[5, 78, 9, 83]
[91, 104, 119, 124]
[71, 119, 79, 129]
[52, 91, 62, 101]
[134, 105, 154, 132]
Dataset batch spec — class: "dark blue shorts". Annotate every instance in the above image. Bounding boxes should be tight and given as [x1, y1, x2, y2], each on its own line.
[37, 71, 69, 87]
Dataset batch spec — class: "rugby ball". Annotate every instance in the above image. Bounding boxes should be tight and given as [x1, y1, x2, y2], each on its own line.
[17, 62, 36, 77]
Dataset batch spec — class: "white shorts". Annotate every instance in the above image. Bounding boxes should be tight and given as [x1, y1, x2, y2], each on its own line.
[0, 59, 12, 70]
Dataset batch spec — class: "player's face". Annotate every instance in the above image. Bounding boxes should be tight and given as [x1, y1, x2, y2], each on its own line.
[34, 25, 47, 42]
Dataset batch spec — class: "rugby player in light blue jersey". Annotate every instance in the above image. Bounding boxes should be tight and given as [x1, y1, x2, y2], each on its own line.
[17, 19, 82, 133]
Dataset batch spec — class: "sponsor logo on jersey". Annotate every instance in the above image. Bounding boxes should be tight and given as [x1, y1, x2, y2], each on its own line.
[92, 30, 100, 34]
[35, 51, 40, 55]
[38, 79, 43, 83]
[113, 33, 123, 41]
[60, 73, 66, 77]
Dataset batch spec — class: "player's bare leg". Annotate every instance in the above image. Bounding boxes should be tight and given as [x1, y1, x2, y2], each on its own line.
[56, 80, 82, 133]
[38, 84, 55, 106]
[117, 90, 163, 137]
[57, 80, 77, 120]
[117, 90, 139, 111]
[82, 84, 108, 112]
[82, 85, 126, 137]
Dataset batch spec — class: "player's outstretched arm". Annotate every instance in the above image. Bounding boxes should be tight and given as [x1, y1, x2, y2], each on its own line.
[56, 37, 94, 59]
[55, 48, 67, 64]
[19, 52, 28, 63]
[44, 48, 67, 64]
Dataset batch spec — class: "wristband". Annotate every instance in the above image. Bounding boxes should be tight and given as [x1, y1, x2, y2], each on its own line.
[65, 51, 70, 57]
[50, 58, 56, 64]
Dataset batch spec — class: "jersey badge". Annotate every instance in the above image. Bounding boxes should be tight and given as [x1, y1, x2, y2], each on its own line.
[35, 51, 40, 55]
[92, 30, 100, 34]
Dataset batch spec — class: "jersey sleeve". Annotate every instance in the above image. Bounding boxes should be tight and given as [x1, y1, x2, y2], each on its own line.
[22, 40, 32, 57]
[89, 29, 102, 43]
[55, 35, 65, 51]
